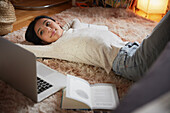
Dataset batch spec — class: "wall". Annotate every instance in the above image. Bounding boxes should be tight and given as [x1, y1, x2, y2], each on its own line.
[168, 0, 170, 10]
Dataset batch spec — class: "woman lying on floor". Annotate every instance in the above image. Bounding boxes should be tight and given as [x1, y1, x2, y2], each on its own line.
[18, 11, 170, 81]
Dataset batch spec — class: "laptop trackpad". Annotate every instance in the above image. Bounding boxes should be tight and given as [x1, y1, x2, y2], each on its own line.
[37, 63, 54, 78]
[36, 61, 66, 88]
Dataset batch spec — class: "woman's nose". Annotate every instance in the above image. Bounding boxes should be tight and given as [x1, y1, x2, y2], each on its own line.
[45, 26, 52, 32]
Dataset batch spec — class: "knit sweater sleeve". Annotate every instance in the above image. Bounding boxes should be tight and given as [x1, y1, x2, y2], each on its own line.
[16, 43, 53, 58]
[62, 20, 74, 31]
[62, 18, 108, 31]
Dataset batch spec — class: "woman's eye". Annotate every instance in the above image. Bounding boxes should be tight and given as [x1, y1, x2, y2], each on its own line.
[46, 22, 50, 26]
[40, 30, 43, 35]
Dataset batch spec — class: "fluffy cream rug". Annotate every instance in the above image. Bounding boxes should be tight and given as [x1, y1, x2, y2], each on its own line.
[1, 7, 157, 113]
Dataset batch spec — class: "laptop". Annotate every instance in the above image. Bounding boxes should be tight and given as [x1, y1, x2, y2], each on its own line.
[0, 38, 66, 102]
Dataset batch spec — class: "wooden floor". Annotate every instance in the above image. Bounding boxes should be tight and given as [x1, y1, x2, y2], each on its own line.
[12, 0, 72, 32]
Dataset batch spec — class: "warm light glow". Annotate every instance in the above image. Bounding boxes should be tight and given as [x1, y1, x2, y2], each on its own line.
[137, 0, 168, 14]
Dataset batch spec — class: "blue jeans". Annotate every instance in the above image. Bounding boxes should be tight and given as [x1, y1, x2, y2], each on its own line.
[112, 11, 170, 81]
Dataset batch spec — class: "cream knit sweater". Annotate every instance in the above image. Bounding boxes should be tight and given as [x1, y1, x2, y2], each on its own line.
[18, 19, 127, 74]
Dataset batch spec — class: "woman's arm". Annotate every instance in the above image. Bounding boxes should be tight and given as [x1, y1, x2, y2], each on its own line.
[16, 43, 53, 58]
[72, 18, 108, 30]
[62, 19, 75, 31]
[63, 18, 108, 31]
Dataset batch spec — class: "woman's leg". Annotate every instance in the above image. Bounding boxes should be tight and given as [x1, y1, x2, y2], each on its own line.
[112, 11, 170, 81]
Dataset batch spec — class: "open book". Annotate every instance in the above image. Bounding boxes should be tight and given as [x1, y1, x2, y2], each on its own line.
[61, 74, 119, 110]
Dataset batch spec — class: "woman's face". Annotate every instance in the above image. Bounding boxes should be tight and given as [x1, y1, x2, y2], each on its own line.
[34, 18, 63, 44]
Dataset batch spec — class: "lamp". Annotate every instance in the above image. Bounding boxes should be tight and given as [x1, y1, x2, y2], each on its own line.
[137, 0, 169, 14]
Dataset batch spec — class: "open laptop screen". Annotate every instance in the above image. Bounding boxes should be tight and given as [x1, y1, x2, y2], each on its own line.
[0, 38, 37, 101]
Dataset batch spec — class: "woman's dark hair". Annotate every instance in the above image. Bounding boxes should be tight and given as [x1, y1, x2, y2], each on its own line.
[25, 15, 55, 45]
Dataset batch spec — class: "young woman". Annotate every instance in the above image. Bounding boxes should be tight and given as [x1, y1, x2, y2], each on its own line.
[22, 11, 170, 81]
[25, 16, 63, 45]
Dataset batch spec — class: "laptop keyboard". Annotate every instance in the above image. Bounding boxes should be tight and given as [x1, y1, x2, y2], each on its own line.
[37, 77, 53, 94]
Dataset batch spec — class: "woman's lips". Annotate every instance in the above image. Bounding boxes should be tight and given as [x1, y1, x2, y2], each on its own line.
[50, 30, 56, 38]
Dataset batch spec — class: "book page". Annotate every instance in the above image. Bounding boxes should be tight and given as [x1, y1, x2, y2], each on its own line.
[91, 84, 119, 110]
[66, 75, 92, 108]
